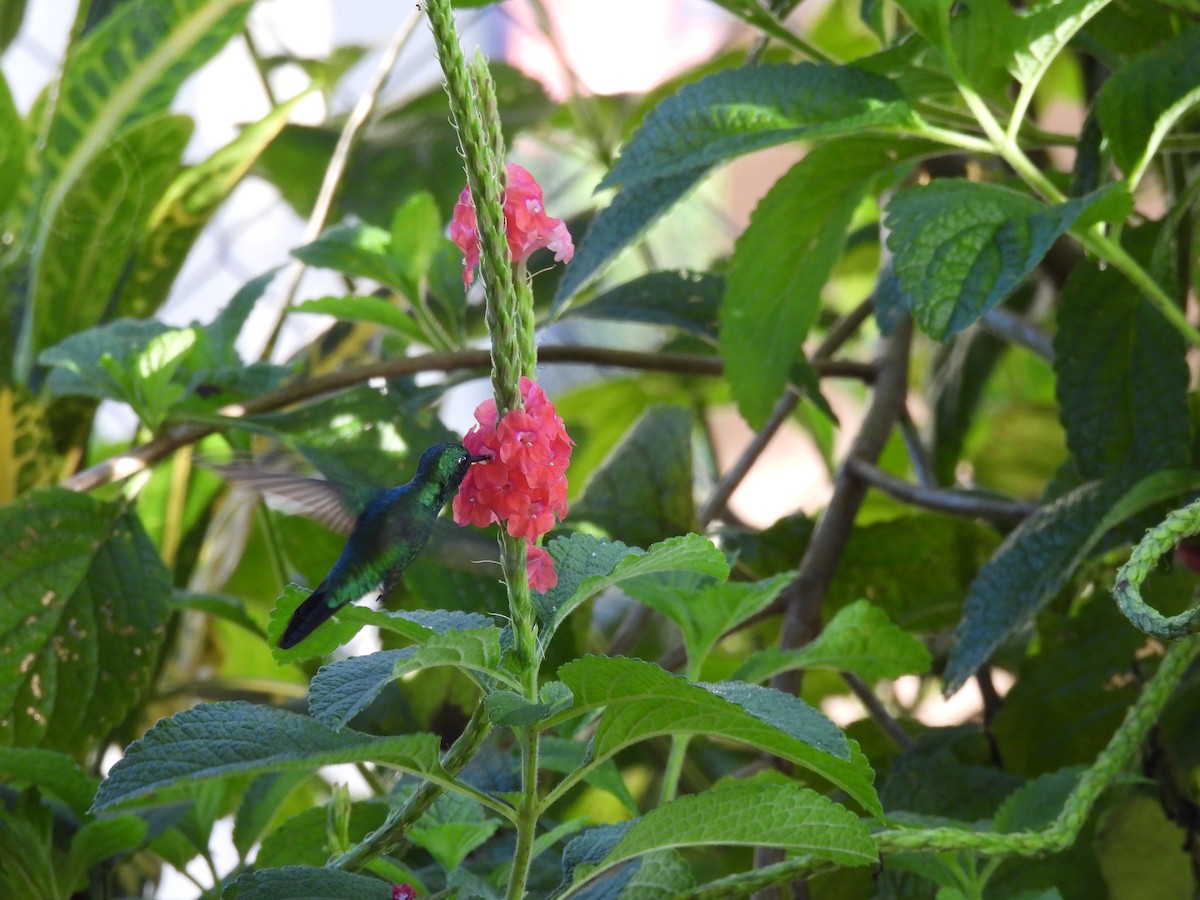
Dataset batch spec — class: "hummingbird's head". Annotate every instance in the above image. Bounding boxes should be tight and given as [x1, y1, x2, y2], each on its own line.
[418, 442, 489, 493]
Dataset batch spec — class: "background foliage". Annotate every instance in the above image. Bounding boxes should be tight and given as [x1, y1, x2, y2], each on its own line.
[2, 0, 1200, 897]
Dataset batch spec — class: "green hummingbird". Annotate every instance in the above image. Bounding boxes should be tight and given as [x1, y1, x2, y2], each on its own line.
[216, 442, 487, 649]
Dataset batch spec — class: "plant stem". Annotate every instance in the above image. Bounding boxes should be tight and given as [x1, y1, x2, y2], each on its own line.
[659, 734, 691, 805]
[508, 724, 541, 900]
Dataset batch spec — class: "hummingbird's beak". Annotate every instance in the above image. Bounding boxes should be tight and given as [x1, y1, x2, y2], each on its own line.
[469, 453, 491, 463]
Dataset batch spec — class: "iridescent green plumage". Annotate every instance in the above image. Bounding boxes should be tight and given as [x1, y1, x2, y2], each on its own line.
[217, 442, 485, 649]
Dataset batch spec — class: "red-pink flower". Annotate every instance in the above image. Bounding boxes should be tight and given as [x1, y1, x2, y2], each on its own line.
[392, 885, 417, 900]
[450, 163, 575, 288]
[454, 377, 572, 591]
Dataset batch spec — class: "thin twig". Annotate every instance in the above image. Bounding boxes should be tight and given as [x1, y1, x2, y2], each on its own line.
[60, 347, 874, 493]
[898, 405, 936, 488]
[845, 457, 1035, 524]
[843, 673, 913, 752]
[260, 12, 423, 359]
[980, 307, 1054, 361]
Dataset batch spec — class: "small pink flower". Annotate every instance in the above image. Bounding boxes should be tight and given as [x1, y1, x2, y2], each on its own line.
[451, 163, 575, 288]
[454, 376, 572, 591]
[392, 885, 417, 900]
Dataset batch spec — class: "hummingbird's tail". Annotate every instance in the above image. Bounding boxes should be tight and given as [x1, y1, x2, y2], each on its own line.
[279, 583, 336, 649]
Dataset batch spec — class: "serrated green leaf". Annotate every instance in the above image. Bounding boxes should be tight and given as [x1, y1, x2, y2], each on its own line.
[0, 747, 98, 815]
[408, 793, 499, 873]
[893, 0, 953, 47]
[0, 489, 170, 753]
[232, 771, 309, 858]
[29, 114, 192, 358]
[722, 136, 933, 427]
[1096, 25, 1200, 185]
[485, 681, 573, 727]
[223, 866, 392, 900]
[572, 406, 696, 546]
[292, 222, 400, 285]
[119, 95, 304, 318]
[565, 270, 722, 340]
[884, 180, 1104, 339]
[1006, 0, 1111, 88]
[733, 600, 932, 684]
[308, 628, 507, 728]
[553, 169, 707, 308]
[292, 295, 425, 342]
[623, 572, 791, 673]
[558, 657, 880, 816]
[534, 533, 729, 642]
[92, 702, 446, 811]
[1055, 232, 1189, 480]
[943, 469, 1200, 694]
[601, 63, 919, 189]
[41, 317, 172, 401]
[588, 781, 875, 883]
[618, 850, 695, 898]
[268, 584, 360, 664]
[992, 768, 1082, 833]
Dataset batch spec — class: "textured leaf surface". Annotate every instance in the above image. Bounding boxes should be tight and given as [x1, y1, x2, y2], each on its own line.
[723, 136, 932, 427]
[572, 406, 696, 546]
[256, 800, 389, 868]
[602, 63, 919, 189]
[1006, 0, 1111, 88]
[308, 628, 506, 728]
[553, 169, 707, 307]
[623, 572, 791, 671]
[0, 489, 170, 753]
[1097, 25, 1200, 182]
[223, 866, 392, 899]
[885, 180, 1101, 339]
[566, 270, 722, 340]
[943, 469, 1200, 693]
[1055, 239, 1190, 480]
[485, 682, 573, 727]
[595, 781, 876, 876]
[292, 223, 401, 285]
[534, 533, 728, 640]
[733, 600, 931, 683]
[408, 793, 499, 872]
[93, 702, 444, 810]
[558, 657, 880, 816]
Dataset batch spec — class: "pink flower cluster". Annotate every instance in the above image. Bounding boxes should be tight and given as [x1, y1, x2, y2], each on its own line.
[449, 162, 575, 288]
[453, 377, 572, 592]
[392, 885, 416, 900]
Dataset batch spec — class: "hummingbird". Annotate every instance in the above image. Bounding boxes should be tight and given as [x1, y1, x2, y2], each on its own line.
[215, 441, 487, 649]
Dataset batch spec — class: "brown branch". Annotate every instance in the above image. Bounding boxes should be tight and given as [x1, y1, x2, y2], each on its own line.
[844, 457, 1036, 524]
[843, 673, 913, 752]
[60, 347, 873, 493]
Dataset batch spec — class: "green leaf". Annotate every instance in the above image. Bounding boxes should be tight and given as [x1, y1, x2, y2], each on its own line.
[588, 781, 875, 881]
[552, 169, 707, 307]
[0, 74, 23, 222]
[408, 793, 499, 872]
[64, 815, 147, 889]
[308, 628, 506, 728]
[92, 702, 446, 811]
[942, 469, 1200, 694]
[539, 737, 639, 815]
[291, 222, 400, 285]
[533, 533, 729, 642]
[223, 866, 392, 900]
[1054, 232, 1190, 480]
[733, 600, 932, 684]
[992, 768, 1082, 833]
[119, 94, 304, 318]
[0, 489, 170, 753]
[0, 747, 98, 815]
[292, 295, 425, 342]
[169, 590, 266, 638]
[1096, 794, 1196, 897]
[892, 0, 953, 47]
[565, 270, 722, 341]
[388, 191, 442, 295]
[572, 406, 696, 546]
[618, 850, 696, 898]
[558, 656, 881, 816]
[0, 1, 25, 52]
[41, 317, 172, 400]
[268, 584, 360, 664]
[484, 682, 573, 727]
[723, 136, 931, 427]
[256, 799, 390, 868]
[1096, 25, 1200, 184]
[1006, 0, 1112, 90]
[623, 572, 792, 672]
[601, 63, 919, 189]
[29, 114, 192, 358]
[884, 180, 1104, 339]
[232, 772, 308, 858]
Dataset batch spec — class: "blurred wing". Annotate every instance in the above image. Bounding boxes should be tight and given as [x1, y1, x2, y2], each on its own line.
[214, 465, 360, 535]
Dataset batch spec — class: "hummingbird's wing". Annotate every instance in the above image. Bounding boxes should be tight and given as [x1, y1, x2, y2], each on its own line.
[213, 465, 361, 535]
